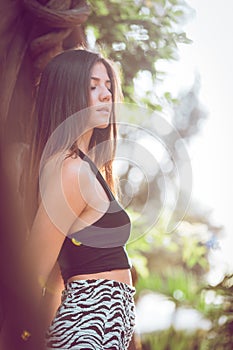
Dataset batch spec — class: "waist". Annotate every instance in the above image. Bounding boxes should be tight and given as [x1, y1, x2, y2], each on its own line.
[58, 243, 132, 284]
[67, 268, 132, 286]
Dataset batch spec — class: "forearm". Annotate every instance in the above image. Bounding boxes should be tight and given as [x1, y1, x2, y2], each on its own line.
[19, 262, 64, 348]
[18, 275, 48, 349]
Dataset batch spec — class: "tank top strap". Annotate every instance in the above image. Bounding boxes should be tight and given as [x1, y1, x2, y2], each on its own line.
[77, 149, 114, 201]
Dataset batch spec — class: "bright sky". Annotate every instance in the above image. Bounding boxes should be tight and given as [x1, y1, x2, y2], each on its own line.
[166, 0, 233, 278]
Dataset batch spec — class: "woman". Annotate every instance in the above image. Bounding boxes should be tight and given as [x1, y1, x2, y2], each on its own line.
[22, 49, 136, 350]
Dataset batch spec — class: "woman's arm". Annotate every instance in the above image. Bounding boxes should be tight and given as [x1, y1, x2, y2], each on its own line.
[40, 262, 65, 330]
[20, 156, 89, 348]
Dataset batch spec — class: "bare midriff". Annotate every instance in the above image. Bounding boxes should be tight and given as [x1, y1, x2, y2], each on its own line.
[67, 268, 132, 286]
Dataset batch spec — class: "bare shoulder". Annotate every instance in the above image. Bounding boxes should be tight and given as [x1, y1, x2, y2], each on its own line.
[61, 155, 94, 215]
[61, 155, 93, 188]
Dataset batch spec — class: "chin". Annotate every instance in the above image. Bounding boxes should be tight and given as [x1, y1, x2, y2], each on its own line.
[96, 123, 109, 129]
[95, 119, 110, 129]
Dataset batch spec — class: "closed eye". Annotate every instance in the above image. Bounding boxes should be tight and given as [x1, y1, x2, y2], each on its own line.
[91, 77, 112, 92]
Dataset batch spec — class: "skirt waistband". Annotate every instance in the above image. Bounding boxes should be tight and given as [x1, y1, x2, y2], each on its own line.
[65, 278, 136, 294]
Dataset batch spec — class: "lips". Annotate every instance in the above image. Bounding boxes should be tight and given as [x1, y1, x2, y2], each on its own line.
[96, 106, 111, 113]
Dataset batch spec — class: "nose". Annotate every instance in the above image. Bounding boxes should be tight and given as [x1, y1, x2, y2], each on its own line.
[99, 86, 112, 102]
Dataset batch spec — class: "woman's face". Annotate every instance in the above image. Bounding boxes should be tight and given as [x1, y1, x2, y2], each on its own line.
[89, 62, 113, 129]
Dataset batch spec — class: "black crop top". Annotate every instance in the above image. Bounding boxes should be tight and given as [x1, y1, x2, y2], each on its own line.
[57, 150, 132, 283]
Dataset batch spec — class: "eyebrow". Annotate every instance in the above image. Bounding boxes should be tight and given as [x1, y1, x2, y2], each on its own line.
[91, 76, 111, 84]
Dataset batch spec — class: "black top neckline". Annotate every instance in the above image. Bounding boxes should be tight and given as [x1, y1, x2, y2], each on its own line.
[77, 149, 115, 202]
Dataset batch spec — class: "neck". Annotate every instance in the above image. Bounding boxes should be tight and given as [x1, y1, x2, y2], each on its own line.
[78, 129, 94, 154]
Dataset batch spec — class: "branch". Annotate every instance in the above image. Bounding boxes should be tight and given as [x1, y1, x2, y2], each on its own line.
[23, 0, 91, 28]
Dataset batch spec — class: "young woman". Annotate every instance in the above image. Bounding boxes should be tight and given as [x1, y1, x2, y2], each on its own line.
[22, 49, 136, 349]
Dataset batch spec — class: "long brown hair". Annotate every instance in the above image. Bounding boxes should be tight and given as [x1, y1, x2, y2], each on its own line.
[25, 49, 122, 228]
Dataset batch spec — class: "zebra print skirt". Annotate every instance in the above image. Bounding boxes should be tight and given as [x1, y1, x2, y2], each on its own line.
[45, 278, 136, 349]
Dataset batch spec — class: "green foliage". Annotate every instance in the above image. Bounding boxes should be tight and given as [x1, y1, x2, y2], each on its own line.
[182, 236, 208, 269]
[126, 209, 210, 279]
[86, 0, 192, 104]
[201, 275, 233, 349]
[141, 328, 208, 350]
[136, 268, 202, 306]
[140, 275, 233, 350]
